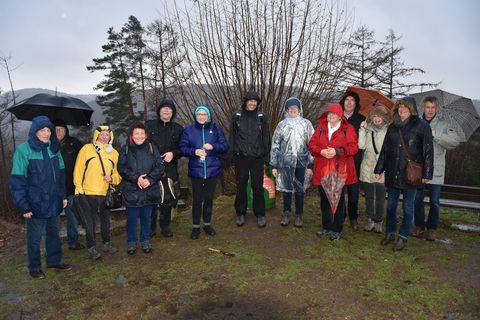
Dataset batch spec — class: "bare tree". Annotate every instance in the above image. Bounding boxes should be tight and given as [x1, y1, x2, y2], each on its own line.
[0, 55, 20, 149]
[145, 19, 188, 115]
[169, 0, 353, 130]
[376, 29, 439, 98]
[341, 25, 387, 89]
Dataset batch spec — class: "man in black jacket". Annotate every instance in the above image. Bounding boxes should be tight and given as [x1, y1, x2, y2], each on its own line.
[339, 92, 365, 231]
[229, 91, 271, 228]
[146, 99, 184, 237]
[54, 119, 84, 250]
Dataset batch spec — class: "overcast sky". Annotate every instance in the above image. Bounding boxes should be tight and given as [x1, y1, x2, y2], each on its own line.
[1, 0, 479, 99]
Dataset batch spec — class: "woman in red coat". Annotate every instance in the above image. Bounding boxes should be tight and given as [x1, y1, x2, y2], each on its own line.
[308, 103, 358, 240]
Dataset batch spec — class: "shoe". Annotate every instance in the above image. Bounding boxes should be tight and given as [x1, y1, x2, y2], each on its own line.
[88, 247, 102, 260]
[48, 263, 72, 271]
[363, 218, 374, 232]
[411, 226, 425, 238]
[68, 242, 85, 250]
[236, 215, 245, 227]
[203, 225, 217, 236]
[393, 237, 407, 251]
[316, 228, 330, 238]
[142, 241, 152, 253]
[426, 229, 436, 242]
[161, 227, 174, 238]
[29, 270, 45, 279]
[351, 219, 359, 232]
[294, 215, 303, 228]
[150, 231, 156, 238]
[257, 216, 267, 228]
[329, 232, 341, 241]
[191, 228, 200, 240]
[380, 233, 396, 246]
[127, 243, 136, 255]
[280, 211, 291, 226]
[102, 242, 118, 253]
[374, 221, 383, 233]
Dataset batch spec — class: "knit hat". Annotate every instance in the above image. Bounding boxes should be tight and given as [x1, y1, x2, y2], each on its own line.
[284, 97, 301, 113]
[194, 105, 211, 122]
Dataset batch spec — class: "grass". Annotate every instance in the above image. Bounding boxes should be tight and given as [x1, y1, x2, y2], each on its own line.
[0, 194, 479, 319]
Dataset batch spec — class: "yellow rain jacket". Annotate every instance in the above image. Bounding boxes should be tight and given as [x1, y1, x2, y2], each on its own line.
[73, 126, 121, 196]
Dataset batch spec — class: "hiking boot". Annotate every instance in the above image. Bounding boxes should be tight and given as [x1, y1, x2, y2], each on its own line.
[294, 215, 303, 228]
[426, 229, 437, 242]
[374, 221, 383, 233]
[203, 225, 217, 236]
[127, 243, 136, 255]
[393, 237, 407, 251]
[142, 241, 152, 254]
[47, 263, 72, 271]
[68, 242, 85, 250]
[161, 226, 174, 238]
[316, 228, 330, 238]
[380, 233, 395, 246]
[29, 270, 45, 279]
[102, 242, 118, 254]
[329, 232, 341, 241]
[236, 215, 245, 227]
[350, 219, 359, 231]
[88, 247, 102, 260]
[280, 211, 291, 226]
[257, 216, 267, 228]
[190, 228, 200, 240]
[364, 218, 374, 232]
[411, 226, 425, 238]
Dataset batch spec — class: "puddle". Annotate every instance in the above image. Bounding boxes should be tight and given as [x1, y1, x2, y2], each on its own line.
[450, 223, 480, 232]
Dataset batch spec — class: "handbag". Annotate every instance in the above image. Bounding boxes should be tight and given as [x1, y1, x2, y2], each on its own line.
[398, 129, 424, 186]
[95, 151, 122, 209]
[159, 175, 180, 207]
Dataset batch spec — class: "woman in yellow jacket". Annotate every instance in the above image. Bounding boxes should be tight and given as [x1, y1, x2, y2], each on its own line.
[73, 126, 121, 260]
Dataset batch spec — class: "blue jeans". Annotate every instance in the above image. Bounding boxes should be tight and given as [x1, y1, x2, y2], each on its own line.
[65, 195, 79, 246]
[385, 187, 417, 239]
[283, 192, 305, 215]
[26, 215, 62, 272]
[414, 184, 442, 230]
[126, 206, 153, 243]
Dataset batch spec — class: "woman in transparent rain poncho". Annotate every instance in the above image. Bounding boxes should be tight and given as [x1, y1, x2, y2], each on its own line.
[270, 97, 314, 227]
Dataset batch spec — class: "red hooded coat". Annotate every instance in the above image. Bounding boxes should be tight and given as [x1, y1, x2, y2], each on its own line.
[308, 103, 358, 186]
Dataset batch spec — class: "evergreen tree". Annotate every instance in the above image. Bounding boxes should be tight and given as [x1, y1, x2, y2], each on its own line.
[87, 26, 136, 138]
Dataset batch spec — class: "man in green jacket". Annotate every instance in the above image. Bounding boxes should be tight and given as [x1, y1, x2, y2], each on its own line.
[413, 96, 461, 241]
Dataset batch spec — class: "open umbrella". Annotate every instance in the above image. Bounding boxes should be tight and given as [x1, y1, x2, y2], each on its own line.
[410, 89, 480, 142]
[320, 160, 348, 214]
[7, 93, 93, 125]
[344, 86, 394, 117]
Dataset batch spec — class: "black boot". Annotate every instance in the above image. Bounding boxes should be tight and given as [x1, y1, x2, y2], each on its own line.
[190, 228, 200, 240]
[393, 237, 407, 251]
[380, 233, 395, 246]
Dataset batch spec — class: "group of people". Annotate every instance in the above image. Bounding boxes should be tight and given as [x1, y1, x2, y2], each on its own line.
[9, 90, 460, 279]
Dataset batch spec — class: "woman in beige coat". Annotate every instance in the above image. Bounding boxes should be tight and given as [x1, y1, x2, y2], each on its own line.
[358, 105, 392, 233]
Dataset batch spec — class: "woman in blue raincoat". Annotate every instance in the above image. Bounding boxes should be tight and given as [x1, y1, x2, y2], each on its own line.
[179, 105, 229, 239]
[270, 97, 314, 227]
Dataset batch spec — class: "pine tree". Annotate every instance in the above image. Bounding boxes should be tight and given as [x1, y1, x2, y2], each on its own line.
[87, 26, 136, 138]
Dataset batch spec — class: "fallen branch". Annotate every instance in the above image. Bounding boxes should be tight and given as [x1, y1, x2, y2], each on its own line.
[208, 247, 235, 257]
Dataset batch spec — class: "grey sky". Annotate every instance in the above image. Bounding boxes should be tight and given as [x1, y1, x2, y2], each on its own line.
[1, 0, 479, 99]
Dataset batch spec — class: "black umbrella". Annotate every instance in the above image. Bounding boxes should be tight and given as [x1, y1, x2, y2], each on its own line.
[7, 93, 94, 125]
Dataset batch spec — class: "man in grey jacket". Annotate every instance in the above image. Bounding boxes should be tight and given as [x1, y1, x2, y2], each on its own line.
[413, 96, 461, 241]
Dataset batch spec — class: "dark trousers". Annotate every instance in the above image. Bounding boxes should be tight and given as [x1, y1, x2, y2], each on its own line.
[26, 216, 62, 272]
[345, 182, 359, 221]
[76, 195, 110, 248]
[126, 206, 153, 244]
[414, 184, 442, 230]
[151, 204, 172, 233]
[364, 182, 386, 222]
[234, 156, 265, 217]
[319, 186, 346, 233]
[191, 177, 217, 227]
[283, 192, 305, 215]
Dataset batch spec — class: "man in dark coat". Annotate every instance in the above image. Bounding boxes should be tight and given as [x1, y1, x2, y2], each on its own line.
[146, 99, 184, 237]
[54, 119, 84, 250]
[229, 91, 271, 228]
[339, 92, 366, 231]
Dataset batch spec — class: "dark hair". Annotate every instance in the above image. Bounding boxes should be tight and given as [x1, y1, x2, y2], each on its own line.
[423, 96, 439, 108]
[129, 121, 147, 133]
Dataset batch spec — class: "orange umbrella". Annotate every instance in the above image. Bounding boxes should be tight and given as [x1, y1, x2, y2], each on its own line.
[344, 86, 394, 117]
